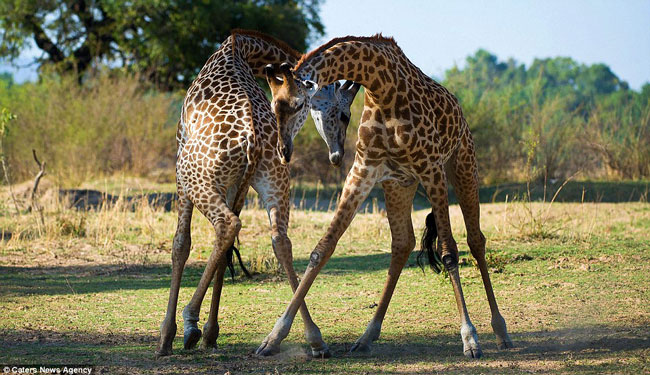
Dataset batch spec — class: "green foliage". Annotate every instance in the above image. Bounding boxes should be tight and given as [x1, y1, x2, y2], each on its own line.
[0, 0, 324, 89]
[0, 72, 178, 185]
[444, 50, 650, 182]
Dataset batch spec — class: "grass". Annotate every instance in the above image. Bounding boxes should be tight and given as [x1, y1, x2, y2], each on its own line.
[0, 181, 648, 374]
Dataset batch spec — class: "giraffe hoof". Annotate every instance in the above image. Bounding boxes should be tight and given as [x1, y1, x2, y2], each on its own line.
[183, 327, 202, 350]
[200, 339, 217, 350]
[156, 320, 176, 357]
[155, 347, 173, 357]
[311, 346, 331, 359]
[464, 347, 483, 359]
[497, 339, 514, 350]
[350, 341, 371, 353]
[255, 340, 280, 357]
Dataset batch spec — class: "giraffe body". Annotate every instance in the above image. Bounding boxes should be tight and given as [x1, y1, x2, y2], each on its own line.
[156, 30, 358, 357]
[258, 35, 513, 358]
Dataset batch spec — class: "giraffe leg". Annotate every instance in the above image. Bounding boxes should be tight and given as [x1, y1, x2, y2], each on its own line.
[448, 145, 513, 350]
[420, 164, 482, 359]
[201, 186, 248, 350]
[253, 164, 329, 357]
[182, 191, 241, 350]
[156, 188, 194, 357]
[351, 180, 417, 353]
[200, 246, 229, 350]
[270, 206, 330, 358]
[256, 159, 379, 356]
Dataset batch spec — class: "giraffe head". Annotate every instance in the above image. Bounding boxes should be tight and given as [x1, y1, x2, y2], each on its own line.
[310, 80, 361, 166]
[264, 63, 359, 165]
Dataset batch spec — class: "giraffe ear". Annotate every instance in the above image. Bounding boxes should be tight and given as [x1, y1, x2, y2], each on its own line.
[302, 80, 319, 98]
[341, 81, 361, 101]
[264, 64, 282, 92]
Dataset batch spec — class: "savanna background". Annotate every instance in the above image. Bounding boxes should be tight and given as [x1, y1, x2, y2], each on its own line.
[0, 0, 648, 374]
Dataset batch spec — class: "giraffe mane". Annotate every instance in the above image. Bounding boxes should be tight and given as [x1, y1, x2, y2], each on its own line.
[230, 29, 302, 60]
[295, 33, 399, 70]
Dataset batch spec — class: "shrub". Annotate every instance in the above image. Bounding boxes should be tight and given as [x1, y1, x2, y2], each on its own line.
[0, 72, 179, 186]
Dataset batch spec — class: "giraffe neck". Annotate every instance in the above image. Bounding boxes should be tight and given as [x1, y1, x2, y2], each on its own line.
[231, 33, 301, 79]
[295, 39, 408, 103]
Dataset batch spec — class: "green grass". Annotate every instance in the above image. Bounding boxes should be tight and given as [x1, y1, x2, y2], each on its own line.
[0, 197, 648, 374]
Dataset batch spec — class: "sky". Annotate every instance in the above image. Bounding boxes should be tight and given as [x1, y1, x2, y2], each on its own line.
[315, 0, 650, 90]
[2, 0, 649, 90]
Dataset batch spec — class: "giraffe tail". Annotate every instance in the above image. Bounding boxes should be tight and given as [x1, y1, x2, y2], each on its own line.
[417, 212, 443, 273]
[224, 183, 256, 282]
[226, 237, 252, 282]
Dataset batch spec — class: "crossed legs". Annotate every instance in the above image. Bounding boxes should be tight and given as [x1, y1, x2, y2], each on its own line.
[254, 165, 330, 357]
[156, 180, 240, 355]
[256, 159, 379, 356]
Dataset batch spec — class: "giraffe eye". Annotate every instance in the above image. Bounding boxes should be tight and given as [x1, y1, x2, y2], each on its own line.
[340, 113, 350, 123]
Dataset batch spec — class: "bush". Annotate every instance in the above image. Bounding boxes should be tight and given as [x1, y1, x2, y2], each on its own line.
[0, 73, 179, 186]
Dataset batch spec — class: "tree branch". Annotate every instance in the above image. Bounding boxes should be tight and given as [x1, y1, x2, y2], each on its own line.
[24, 14, 65, 63]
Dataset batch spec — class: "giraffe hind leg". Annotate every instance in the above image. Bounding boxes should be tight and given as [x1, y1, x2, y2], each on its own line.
[420, 164, 482, 359]
[447, 144, 513, 350]
[181, 188, 241, 350]
[156, 189, 194, 356]
[201, 184, 250, 350]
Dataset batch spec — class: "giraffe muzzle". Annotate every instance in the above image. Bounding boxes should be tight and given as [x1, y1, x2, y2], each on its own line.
[277, 141, 293, 165]
[329, 150, 343, 167]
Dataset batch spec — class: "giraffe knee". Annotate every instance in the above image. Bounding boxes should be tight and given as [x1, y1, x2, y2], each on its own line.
[272, 235, 293, 262]
[391, 235, 415, 261]
[468, 232, 486, 258]
[442, 252, 458, 271]
[229, 216, 242, 234]
[172, 233, 191, 264]
[441, 238, 459, 271]
[309, 250, 324, 268]
[406, 234, 416, 253]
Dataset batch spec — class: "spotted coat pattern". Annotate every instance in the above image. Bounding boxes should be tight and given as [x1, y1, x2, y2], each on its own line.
[156, 30, 355, 358]
[257, 35, 514, 358]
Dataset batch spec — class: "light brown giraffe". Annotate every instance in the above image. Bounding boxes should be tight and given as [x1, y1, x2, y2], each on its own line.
[155, 29, 359, 357]
[256, 35, 513, 359]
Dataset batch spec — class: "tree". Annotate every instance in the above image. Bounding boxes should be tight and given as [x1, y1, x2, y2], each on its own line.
[0, 0, 324, 89]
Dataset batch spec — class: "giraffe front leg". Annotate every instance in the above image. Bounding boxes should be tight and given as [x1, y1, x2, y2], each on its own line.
[351, 180, 417, 353]
[272, 232, 330, 358]
[256, 160, 379, 356]
[254, 166, 330, 358]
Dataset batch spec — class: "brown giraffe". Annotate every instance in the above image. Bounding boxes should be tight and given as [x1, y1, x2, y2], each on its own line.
[256, 35, 513, 359]
[155, 29, 359, 357]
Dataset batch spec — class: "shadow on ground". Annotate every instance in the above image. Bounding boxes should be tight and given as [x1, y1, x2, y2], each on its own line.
[0, 324, 647, 374]
[0, 251, 420, 296]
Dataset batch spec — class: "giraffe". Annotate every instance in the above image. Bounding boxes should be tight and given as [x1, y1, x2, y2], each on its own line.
[155, 29, 359, 357]
[256, 35, 514, 359]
